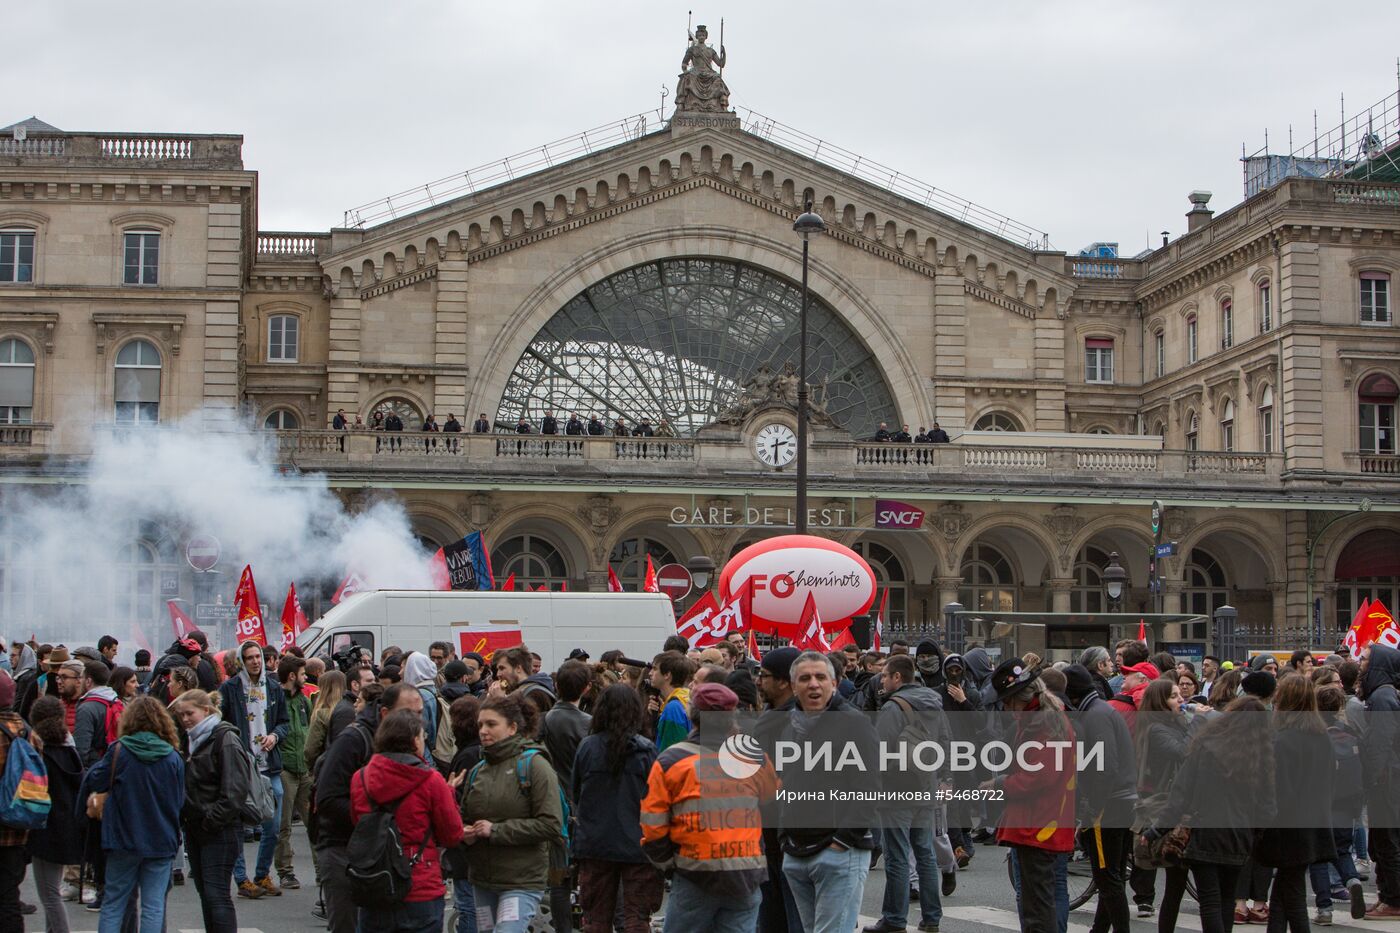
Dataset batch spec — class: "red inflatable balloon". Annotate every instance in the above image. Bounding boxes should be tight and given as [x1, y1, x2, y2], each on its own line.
[720, 535, 876, 632]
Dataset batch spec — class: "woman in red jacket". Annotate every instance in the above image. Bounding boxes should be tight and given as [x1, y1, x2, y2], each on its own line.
[350, 709, 466, 933]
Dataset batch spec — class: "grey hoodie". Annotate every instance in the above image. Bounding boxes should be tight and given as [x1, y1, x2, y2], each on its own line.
[74, 685, 120, 766]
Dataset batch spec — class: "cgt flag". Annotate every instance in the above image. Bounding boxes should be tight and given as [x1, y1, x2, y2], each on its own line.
[792, 592, 831, 652]
[1346, 597, 1400, 659]
[280, 583, 308, 651]
[234, 565, 268, 647]
[167, 600, 201, 640]
[430, 531, 495, 591]
[607, 566, 624, 593]
[642, 555, 660, 593]
[332, 571, 367, 605]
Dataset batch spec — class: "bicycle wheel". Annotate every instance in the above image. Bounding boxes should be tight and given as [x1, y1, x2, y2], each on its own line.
[1005, 847, 1099, 912]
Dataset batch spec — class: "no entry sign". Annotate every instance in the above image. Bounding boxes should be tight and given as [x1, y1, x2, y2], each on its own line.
[656, 563, 693, 601]
[185, 534, 221, 573]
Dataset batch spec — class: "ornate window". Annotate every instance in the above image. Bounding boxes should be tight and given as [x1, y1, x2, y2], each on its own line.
[1186, 315, 1199, 364]
[1185, 548, 1229, 617]
[959, 541, 1017, 612]
[854, 541, 906, 627]
[1220, 299, 1234, 349]
[267, 314, 299, 362]
[1085, 338, 1114, 384]
[497, 258, 898, 436]
[1070, 545, 1112, 613]
[0, 338, 35, 424]
[1258, 280, 1272, 332]
[1220, 400, 1235, 452]
[1361, 272, 1392, 324]
[1258, 386, 1274, 454]
[973, 411, 1021, 432]
[122, 230, 160, 285]
[114, 339, 161, 424]
[0, 229, 35, 283]
[1186, 413, 1199, 451]
[371, 397, 423, 430]
[1359, 373, 1398, 454]
[491, 534, 568, 590]
[610, 536, 679, 590]
[263, 409, 299, 430]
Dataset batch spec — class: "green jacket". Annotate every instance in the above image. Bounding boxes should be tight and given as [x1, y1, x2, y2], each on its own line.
[461, 734, 563, 891]
[281, 689, 311, 775]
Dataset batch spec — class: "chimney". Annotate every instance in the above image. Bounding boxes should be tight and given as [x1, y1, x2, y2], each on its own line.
[1186, 190, 1214, 232]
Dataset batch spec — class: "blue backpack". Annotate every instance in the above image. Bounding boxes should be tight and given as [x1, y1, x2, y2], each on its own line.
[468, 748, 571, 857]
[0, 727, 50, 830]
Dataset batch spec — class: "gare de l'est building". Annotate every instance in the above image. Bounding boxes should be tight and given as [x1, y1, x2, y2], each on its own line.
[2, 45, 1399, 659]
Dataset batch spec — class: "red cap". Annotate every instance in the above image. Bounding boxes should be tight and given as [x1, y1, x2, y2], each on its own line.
[1122, 661, 1160, 680]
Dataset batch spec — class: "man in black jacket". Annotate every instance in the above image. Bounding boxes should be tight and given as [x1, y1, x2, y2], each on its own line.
[313, 683, 423, 933]
[472, 413, 491, 433]
[565, 413, 584, 435]
[1361, 645, 1400, 917]
[587, 414, 605, 435]
[1064, 664, 1138, 932]
[329, 666, 375, 743]
[928, 423, 951, 443]
[753, 647, 801, 933]
[938, 653, 984, 865]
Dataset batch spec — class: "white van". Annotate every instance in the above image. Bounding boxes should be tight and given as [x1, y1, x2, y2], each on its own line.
[298, 589, 678, 671]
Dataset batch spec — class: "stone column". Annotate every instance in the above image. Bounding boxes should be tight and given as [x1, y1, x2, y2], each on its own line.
[585, 570, 609, 593]
[935, 576, 963, 616]
[1162, 580, 1184, 615]
[1047, 578, 1076, 614]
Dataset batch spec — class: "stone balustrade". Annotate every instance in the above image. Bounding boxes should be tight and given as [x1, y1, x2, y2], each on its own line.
[0, 132, 243, 169]
[256, 232, 327, 258]
[0, 424, 51, 455]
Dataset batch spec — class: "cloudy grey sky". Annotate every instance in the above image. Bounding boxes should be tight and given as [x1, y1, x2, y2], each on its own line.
[9, 2, 1400, 253]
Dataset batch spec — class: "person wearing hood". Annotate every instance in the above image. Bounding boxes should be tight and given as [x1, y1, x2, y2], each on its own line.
[350, 709, 465, 933]
[26, 695, 84, 933]
[962, 646, 997, 707]
[8, 643, 37, 710]
[149, 637, 205, 703]
[74, 658, 121, 767]
[462, 692, 564, 933]
[939, 652, 984, 867]
[1359, 643, 1400, 917]
[1107, 661, 1159, 736]
[79, 695, 186, 933]
[866, 653, 947, 933]
[1063, 664, 1138, 933]
[403, 651, 456, 775]
[219, 639, 290, 899]
[914, 638, 944, 688]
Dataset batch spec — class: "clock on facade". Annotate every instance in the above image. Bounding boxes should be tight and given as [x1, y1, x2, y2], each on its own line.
[754, 422, 798, 467]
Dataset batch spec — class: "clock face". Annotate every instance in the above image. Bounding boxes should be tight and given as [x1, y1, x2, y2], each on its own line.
[754, 422, 798, 467]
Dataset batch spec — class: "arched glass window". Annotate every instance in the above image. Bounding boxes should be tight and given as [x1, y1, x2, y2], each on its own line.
[609, 536, 678, 590]
[371, 397, 423, 431]
[973, 412, 1021, 432]
[959, 542, 1017, 612]
[0, 338, 35, 424]
[1258, 280, 1273, 332]
[854, 541, 907, 627]
[491, 534, 568, 590]
[1185, 548, 1228, 616]
[1334, 528, 1400, 632]
[114, 339, 161, 424]
[263, 409, 299, 430]
[1258, 386, 1274, 454]
[1085, 425, 1113, 435]
[1070, 545, 1112, 613]
[0, 228, 35, 283]
[497, 258, 899, 437]
[1186, 315, 1199, 364]
[1185, 413, 1199, 451]
[1220, 299, 1234, 349]
[1359, 373, 1399, 455]
[113, 520, 181, 631]
[1220, 400, 1235, 452]
[267, 314, 299, 362]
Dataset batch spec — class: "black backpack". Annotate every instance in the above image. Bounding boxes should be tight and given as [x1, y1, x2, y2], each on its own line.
[345, 770, 431, 908]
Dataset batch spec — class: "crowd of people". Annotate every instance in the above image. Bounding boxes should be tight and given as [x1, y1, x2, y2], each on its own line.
[0, 627, 1395, 933]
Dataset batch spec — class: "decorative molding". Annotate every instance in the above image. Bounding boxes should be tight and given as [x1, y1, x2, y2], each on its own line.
[965, 280, 1037, 319]
[577, 495, 621, 537]
[460, 492, 500, 530]
[0, 311, 59, 354]
[1042, 504, 1085, 546]
[91, 310, 185, 356]
[361, 264, 438, 300]
[931, 502, 972, 541]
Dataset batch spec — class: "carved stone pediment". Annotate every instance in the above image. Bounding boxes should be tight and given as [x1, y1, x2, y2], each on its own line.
[0, 311, 58, 354]
[1042, 505, 1084, 546]
[92, 310, 185, 356]
[577, 495, 621, 536]
[461, 493, 500, 530]
[931, 503, 972, 541]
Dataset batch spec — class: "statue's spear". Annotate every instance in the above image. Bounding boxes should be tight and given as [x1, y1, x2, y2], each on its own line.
[687, 9, 693, 40]
[719, 18, 725, 77]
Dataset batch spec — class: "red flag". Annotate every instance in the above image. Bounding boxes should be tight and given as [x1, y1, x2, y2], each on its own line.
[561, 580, 568, 592]
[500, 573, 516, 592]
[428, 549, 452, 591]
[1352, 598, 1400, 658]
[872, 588, 888, 652]
[792, 593, 831, 652]
[332, 571, 367, 605]
[1345, 597, 1374, 659]
[233, 564, 267, 646]
[1137, 619, 1147, 643]
[167, 600, 200, 640]
[642, 555, 660, 594]
[829, 626, 856, 650]
[280, 583, 308, 651]
[607, 566, 624, 593]
[675, 590, 723, 644]
[536, 583, 550, 592]
[747, 627, 763, 663]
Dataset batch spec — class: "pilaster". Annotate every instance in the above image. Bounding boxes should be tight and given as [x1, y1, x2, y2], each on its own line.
[933, 271, 967, 429]
[1047, 578, 1076, 614]
[202, 201, 243, 425]
[434, 248, 469, 417]
[326, 281, 363, 419]
[1280, 332, 1325, 470]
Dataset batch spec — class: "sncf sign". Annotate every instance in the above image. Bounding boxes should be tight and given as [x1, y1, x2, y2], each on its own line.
[874, 499, 925, 530]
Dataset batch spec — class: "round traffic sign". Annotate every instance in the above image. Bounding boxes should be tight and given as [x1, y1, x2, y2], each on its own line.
[185, 534, 221, 573]
[656, 563, 693, 601]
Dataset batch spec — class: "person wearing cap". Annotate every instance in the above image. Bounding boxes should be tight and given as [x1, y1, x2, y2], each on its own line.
[984, 659, 1076, 933]
[438, 659, 474, 704]
[0, 671, 30, 929]
[752, 646, 803, 933]
[777, 651, 881, 933]
[1063, 664, 1137, 932]
[640, 682, 776, 932]
[1107, 661, 1159, 736]
[457, 652, 489, 698]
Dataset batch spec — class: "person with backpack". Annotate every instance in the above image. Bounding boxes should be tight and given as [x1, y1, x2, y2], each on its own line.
[171, 688, 251, 933]
[403, 653, 456, 776]
[348, 709, 465, 933]
[274, 655, 311, 892]
[26, 695, 84, 933]
[79, 695, 185, 933]
[461, 693, 564, 933]
[219, 639, 290, 900]
[74, 659, 122, 767]
[0, 671, 37, 930]
[316, 682, 425, 933]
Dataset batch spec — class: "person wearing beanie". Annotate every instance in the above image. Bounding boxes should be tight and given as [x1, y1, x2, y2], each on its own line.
[1250, 654, 1279, 675]
[723, 668, 759, 711]
[914, 638, 945, 688]
[1063, 664, 1138, 932]
[1242, 670, 1277, 701]
[641, 680, 775, 930]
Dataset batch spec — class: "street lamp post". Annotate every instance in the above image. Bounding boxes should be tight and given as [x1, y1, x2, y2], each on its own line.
[686, 554, 715, 593]
[1103, 551, 1128, 613]
[792, 201, 826, 535]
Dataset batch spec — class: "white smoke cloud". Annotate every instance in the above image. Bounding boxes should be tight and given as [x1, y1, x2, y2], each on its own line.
[4, 420, 437, 655]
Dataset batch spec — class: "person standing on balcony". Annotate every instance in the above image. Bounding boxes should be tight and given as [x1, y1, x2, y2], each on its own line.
[332, 409, 347, 431]
[473, 413, 491, 433]
[874, 422, 892, 441]
[384, 411, 403, 451]
[515, 417, 533, 434]
[632, 419, 654, 438]
[587, 414, 605, 436]
[442, 413, 461, 453]
[565, 413, 583, 435]
[929, 423, 950, 443]
[422, 414, 439, 451]
[893, 424, 912, 443]
[541, 411, 558, 435]
[613, 417, 629, 437]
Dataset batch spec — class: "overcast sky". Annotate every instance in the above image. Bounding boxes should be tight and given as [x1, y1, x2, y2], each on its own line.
[9, 2, 1400, 253]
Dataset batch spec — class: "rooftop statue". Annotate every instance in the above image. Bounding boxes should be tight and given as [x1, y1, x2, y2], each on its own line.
[676, 24, 730, 113]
